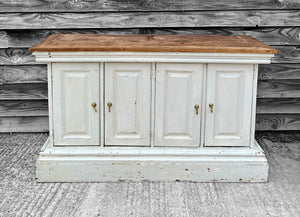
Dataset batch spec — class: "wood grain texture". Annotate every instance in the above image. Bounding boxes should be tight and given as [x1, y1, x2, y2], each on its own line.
[0, 65, 47, 84]
[272, 46, 300, 63]
[1, 11, 300, 30]
[0, 31, 7, 48]
[258, 64, 300, 80]
[257, 79, 300, 98]
[0, 116, 48, 132]
[3, 28, 300, 48]
[30, 34, 277, 54]
[256, 114, 300, 130]
[256, 98, 300, 114]
[0, 100, 48, 116]
[0, 0, 300, 12]
[0, 83, 47, 100]
[0, 4, 299, 132]
[0, 49, 36, 65]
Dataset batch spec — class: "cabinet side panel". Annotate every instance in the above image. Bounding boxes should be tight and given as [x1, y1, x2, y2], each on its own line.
[48, 63, 53, 144]
[52, 63, 100, 146]
[250, 64, 258, 148]
[205, 64, 253, 147]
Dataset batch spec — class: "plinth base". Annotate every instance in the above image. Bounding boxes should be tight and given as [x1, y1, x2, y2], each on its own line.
[36, 138, 268, 182]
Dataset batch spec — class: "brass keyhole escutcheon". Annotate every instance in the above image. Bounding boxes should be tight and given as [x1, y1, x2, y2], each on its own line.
[91, 102, 97, 112]
[107, 102, 112, 112]
[209, 103, 214, 113]
[194, 104, 199, 115]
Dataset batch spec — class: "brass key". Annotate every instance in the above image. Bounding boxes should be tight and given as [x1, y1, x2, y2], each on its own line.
[194, 104, 199, 115]
[209, 103, 214, 113]
[91, 102, 97, 112]
[107, 102, 112, 112]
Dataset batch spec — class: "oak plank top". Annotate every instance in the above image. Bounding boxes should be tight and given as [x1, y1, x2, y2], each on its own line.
[29, 34, 278, 54]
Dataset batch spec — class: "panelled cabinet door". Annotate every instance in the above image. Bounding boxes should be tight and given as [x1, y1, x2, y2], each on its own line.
[205, 64, 254, 147]
[105, 63, 151, 146]
[155, 63, 203, 147]
[52, 63, 100, 146]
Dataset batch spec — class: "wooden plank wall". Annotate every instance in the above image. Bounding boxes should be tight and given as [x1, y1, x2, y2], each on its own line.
[0, 0, 299, 132]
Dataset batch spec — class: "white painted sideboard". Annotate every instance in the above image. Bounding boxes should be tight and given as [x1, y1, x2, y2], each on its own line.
[30, 34, 277, 182]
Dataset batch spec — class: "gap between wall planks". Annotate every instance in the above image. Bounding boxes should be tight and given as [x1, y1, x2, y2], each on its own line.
[0, 4, 299, 132]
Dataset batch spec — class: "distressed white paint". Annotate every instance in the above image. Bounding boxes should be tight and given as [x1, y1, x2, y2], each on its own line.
[52, 63, 100, 146]
[150, 62, 156, 147]
[47, 63, 54, 147]
[31, 51, 274, 182]
[155, 63, 203, 147]
[36, 138, 268, 182]
[105, 63, 151, 146]
[200, 64, 207, 147]
[205, 64, 253, 147]
[250, 64, 259, 149]
[100, 62, 105, 147]
[33, 52, 273, 64]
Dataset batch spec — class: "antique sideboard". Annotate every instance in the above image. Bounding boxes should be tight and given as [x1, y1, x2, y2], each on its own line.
[30, 34, 277, 182]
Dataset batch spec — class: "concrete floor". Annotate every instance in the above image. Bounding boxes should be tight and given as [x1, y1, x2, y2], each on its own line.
[0, 133, 299, 217]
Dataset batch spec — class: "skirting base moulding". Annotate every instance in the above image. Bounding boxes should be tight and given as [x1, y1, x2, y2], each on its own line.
[30, 34, 277, 182]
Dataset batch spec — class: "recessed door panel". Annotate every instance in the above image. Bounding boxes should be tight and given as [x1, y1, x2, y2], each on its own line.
[105, 63, 151, 146]
[52, 63, 100, 146]
[205, 64, 253, 147]
[155, 63, 203, 147]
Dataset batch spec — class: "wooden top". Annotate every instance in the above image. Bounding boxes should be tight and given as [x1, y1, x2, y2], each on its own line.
[29, 34, 278, 54]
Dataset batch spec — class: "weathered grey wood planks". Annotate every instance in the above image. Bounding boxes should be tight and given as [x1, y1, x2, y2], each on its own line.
[0, 100, 48, 116]
[0, 65, 47, 84]
[258, 64, 300, 80]
[0, 3, 299, 132]
[0, 116, 48, 132]
[272, 46, 300, 63]
[257, 80, 300, 98]
[0, 83, 47, 100]
[0, 49, 37, 65]
[256, 114, 300, 130]
[0, 11, 299, 30]
[256, 99, 300, 114]
[0, 0, 299, 12]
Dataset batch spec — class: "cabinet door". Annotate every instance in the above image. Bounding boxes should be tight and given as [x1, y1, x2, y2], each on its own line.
[52, 63, 100, 146]
[155, 63, 203, 147]
[205, 64, 254, 147]
[105, 63, 151, 146]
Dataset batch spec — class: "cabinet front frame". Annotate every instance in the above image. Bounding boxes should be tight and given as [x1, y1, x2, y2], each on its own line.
[49, 60, 257, 149]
